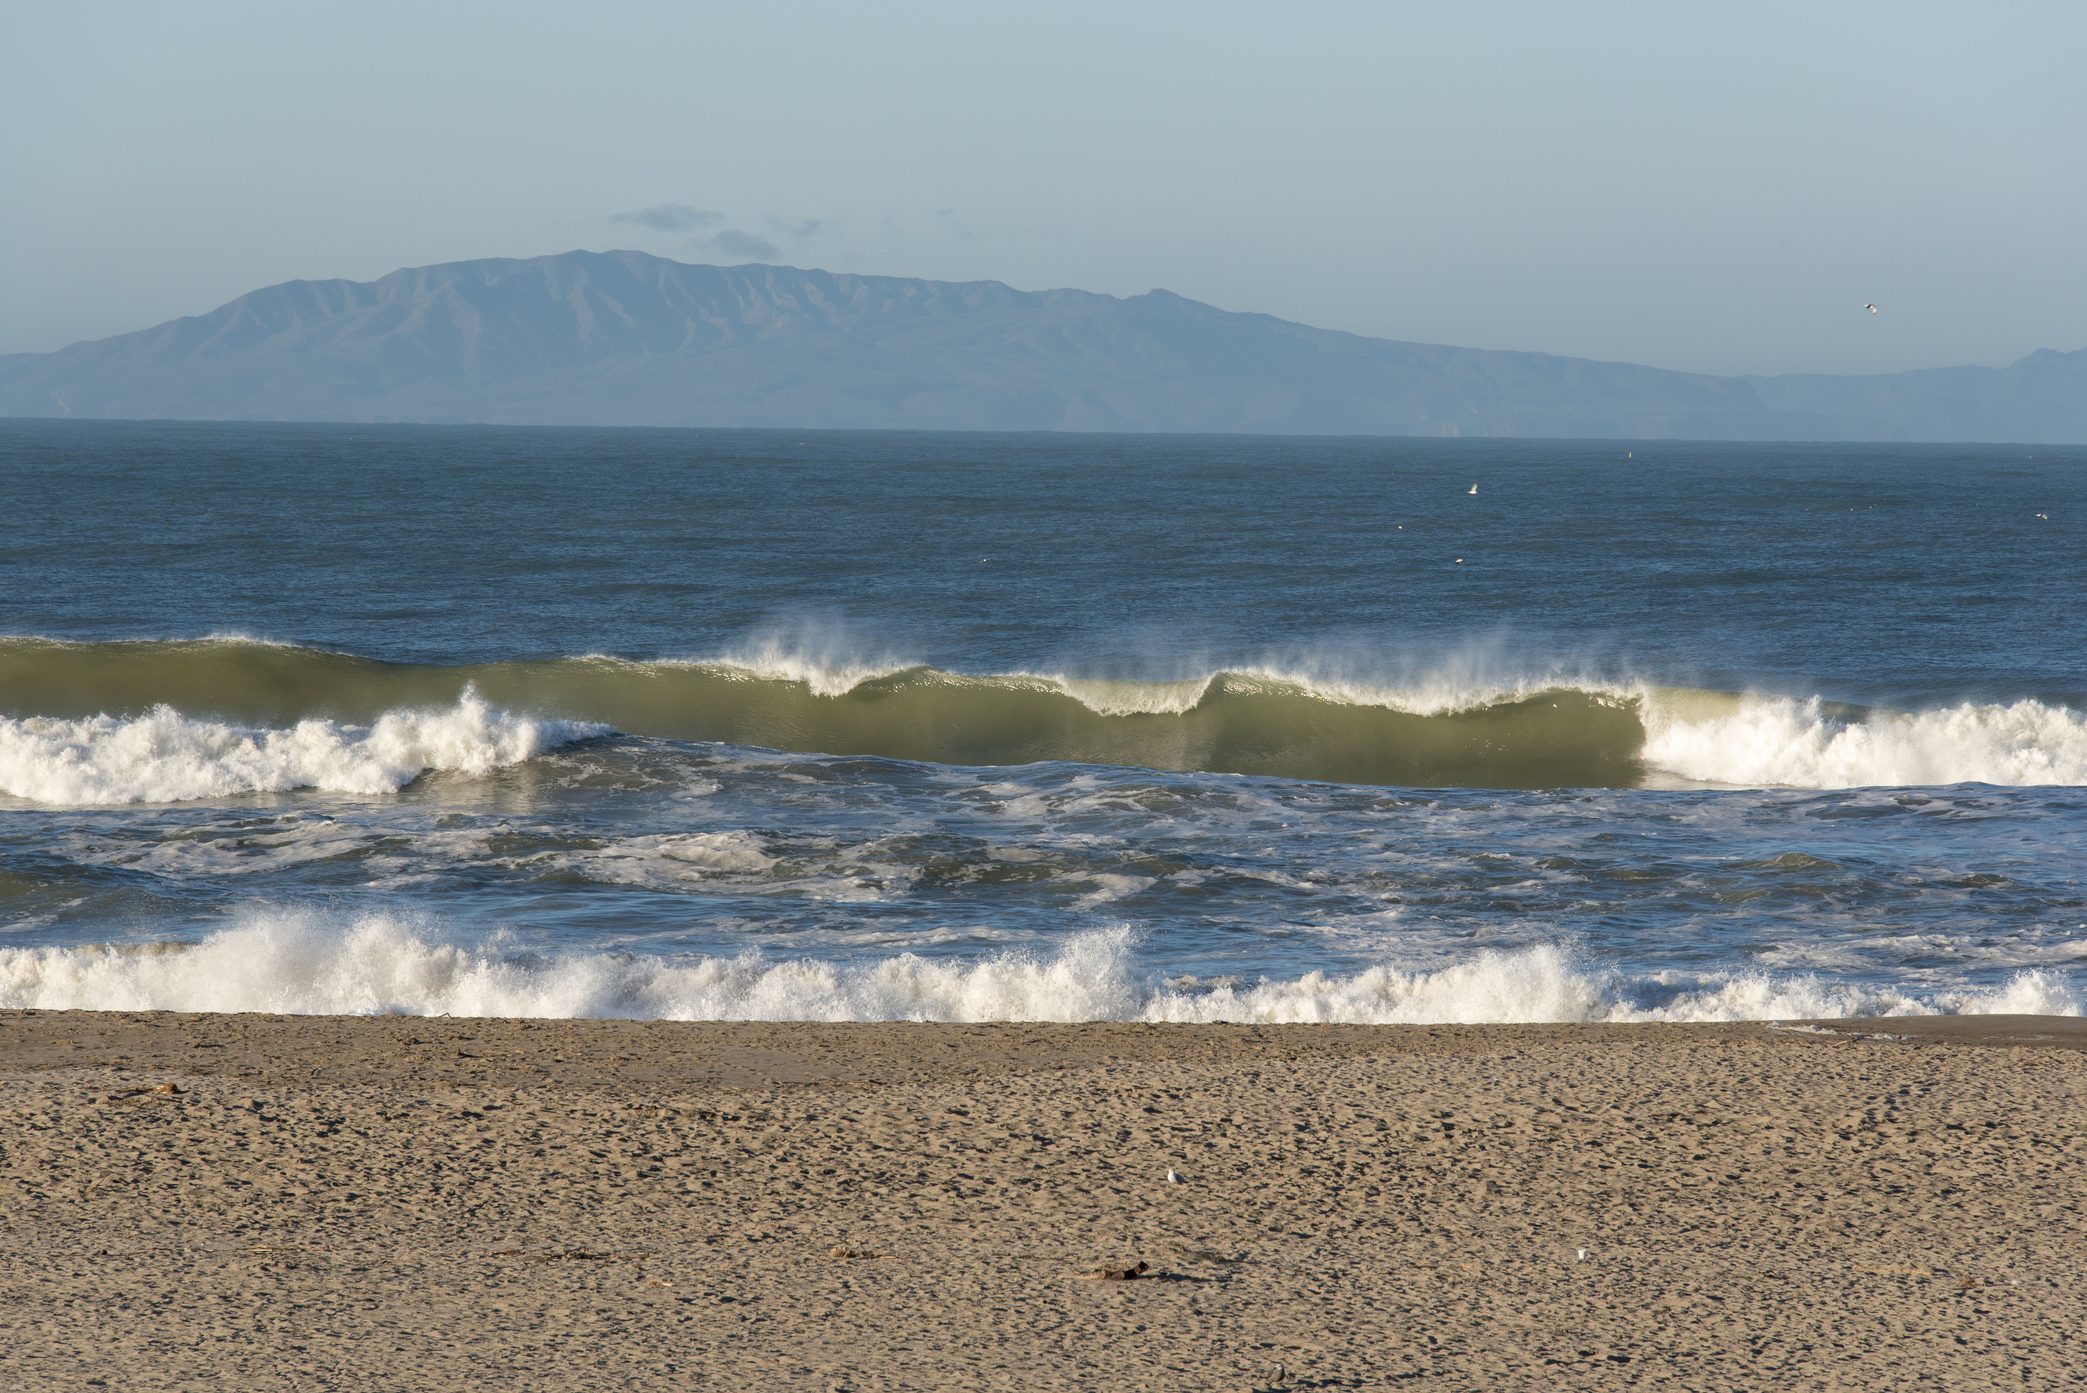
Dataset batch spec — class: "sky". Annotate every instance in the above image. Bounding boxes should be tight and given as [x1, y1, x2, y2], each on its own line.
[3, 0, 2083, 376]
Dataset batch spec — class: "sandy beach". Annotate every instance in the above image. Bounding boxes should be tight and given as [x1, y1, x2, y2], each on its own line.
[3, 1012, 2084, 1391]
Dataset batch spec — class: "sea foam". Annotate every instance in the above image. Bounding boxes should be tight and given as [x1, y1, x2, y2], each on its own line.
[7, 632, 2086, 791]
[1642, 695, 2087, 788]
[3, 917, 2075, 1022]
[0, 690, 594, 806]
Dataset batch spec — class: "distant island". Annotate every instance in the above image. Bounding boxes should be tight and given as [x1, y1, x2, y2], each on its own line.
[2, 250, 2081, 441]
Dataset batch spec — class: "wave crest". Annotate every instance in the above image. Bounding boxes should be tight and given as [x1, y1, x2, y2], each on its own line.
[3, 918, 2076, 1022]
[0, 689, 594, 806]
[1642, 694, 2087, 787]
[4, 638, 2085, 790]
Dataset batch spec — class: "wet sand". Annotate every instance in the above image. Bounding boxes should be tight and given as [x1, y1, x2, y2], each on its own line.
[3, 1011, 2084, 1390]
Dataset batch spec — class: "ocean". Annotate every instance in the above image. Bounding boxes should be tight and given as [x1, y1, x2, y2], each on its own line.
[3, 419, 2084, 1023]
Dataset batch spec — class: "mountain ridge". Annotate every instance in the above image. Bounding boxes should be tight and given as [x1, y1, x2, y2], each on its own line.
[3, 249, 2081, 441]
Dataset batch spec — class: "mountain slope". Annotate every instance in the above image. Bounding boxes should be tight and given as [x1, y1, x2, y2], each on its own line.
[1748, 347, 2087, 444]
[1, 250, 2079, 440]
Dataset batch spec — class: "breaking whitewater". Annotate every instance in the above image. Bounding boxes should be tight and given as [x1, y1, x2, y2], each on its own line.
[9, 422, 2086, 1029]
[6, 637, 2086, 1026]
[8, 638, 2086, 798]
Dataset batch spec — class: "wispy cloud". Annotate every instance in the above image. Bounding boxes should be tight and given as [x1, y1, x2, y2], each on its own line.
[610, 204, 722, 232]
[611, 205, 826, 263]
[708, 228, 781, 259]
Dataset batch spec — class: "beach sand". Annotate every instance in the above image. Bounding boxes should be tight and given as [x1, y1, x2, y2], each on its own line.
[3, 1012, 2083, 1390]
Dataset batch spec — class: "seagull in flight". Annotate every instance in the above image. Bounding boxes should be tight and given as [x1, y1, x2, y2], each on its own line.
[1865, 303, 1878, 315]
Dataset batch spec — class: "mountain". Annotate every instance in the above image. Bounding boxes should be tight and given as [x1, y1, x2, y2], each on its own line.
[1745, 349, 2087, 444]
[1, 250, 2081, 440]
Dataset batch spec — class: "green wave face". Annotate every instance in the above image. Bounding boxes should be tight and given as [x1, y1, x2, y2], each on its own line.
[0, 639, 1651, 789]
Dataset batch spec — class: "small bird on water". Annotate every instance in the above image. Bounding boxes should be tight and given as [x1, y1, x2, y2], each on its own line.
[1467, 483, 1479, 495]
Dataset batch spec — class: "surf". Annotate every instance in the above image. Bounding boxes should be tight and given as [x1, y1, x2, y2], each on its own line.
[2, 916, 2076, 1022]
[4, 637, 2086, 796]
[0, 686, 596, 805]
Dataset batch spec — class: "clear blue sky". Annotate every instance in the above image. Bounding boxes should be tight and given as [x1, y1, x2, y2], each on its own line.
[4, 0, 2082, 374]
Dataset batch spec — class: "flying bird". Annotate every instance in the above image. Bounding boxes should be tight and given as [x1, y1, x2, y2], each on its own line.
[1865, 303, 1878, 315]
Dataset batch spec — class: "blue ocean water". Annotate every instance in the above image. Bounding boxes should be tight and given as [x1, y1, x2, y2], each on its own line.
[3, 420, 2084, 1021]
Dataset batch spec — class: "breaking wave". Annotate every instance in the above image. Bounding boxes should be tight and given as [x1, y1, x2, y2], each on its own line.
[0, 689, 596, 805]
[1, 918, 2075, 1022]
[3, 637, 2084, 791]
[1642, 694, 2087, 787]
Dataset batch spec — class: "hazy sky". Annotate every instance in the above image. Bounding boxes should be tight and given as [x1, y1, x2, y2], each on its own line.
[5, 0, 2082, 374]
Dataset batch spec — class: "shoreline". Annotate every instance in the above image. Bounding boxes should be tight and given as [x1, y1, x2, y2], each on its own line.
[6, 1011, 2085, 1389]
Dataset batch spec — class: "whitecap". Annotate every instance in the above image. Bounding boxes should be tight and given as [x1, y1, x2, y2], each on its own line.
[5, 917, 2077, 1023]
[0, 689, 597, 806]
[1643, 694, 2087, 788]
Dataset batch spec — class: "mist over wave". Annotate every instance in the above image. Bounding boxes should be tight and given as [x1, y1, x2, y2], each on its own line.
[1, 916, 2077, 1023]
[3, 636, 2085, 790]
[0, 690, 595, 806]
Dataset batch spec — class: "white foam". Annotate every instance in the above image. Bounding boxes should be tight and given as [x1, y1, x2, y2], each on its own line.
[572, 831, 779, 890]
[1039, 675, 1219, 716]
[652, 624, 1631, 716]
[610, 831, 778, 875]
[1071, 873, 1159, 909]
[1220, 664, 1631, 718]
[0, 690, 595, 806]
[695, 622, 919, 697]
[4, 918, 2076, 1023]
[1643, 695, 2087, 788]
[1026, 662, 1633, 717]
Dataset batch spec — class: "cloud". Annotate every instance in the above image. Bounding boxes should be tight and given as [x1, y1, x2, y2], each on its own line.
[610, 204, 722, 232]
[707, 228, 781, 260]
[614, 206, 825, 261]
